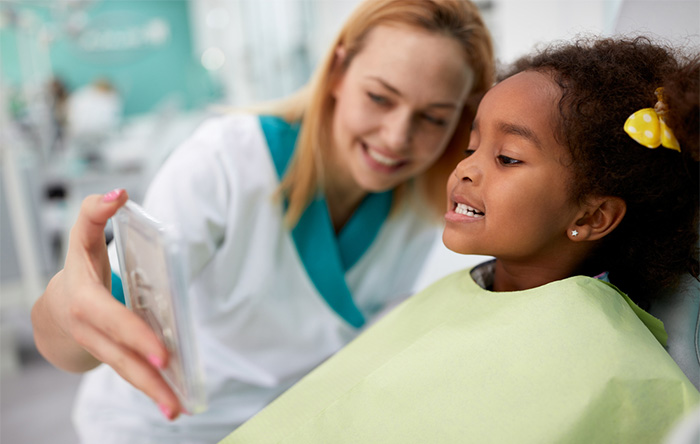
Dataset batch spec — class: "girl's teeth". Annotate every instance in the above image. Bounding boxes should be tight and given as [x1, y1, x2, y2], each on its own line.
[368, 149, 401, 166]
[455, 203, 484, 217]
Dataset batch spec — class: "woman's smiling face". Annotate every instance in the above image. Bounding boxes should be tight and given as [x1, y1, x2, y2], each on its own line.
[329, 24, 474, 196]
[443, 71, 582, 266]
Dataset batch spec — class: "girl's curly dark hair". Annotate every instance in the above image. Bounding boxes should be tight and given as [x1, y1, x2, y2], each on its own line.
[505, 36, 699, 307]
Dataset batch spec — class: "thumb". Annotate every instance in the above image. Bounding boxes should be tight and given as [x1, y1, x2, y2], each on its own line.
[70, 189, 129, 252]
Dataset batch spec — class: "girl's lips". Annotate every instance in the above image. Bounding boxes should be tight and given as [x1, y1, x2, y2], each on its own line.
[453, 202, 485, 217]
[445, 194, 485, 223]
[445, 208, 484, 223]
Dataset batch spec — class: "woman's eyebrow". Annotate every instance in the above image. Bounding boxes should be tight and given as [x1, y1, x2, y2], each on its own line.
[368, 76, 401, 96]
[497, 121, 543, 149]
[367, 76, 459, 108]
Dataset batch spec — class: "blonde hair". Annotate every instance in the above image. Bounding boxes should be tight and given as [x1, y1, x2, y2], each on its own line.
[262, 0, 494, 227]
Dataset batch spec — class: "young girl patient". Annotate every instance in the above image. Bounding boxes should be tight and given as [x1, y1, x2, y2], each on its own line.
[219, 37, 699, 443]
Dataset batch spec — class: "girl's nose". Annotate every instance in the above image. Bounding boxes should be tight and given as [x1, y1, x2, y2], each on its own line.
[454, 154, 481, 184]
[382, 110, 412, 151]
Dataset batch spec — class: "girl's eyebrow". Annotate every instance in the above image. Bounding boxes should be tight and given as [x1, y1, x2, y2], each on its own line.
[497, 121, 543, 149]
[367, 76, 459, 109]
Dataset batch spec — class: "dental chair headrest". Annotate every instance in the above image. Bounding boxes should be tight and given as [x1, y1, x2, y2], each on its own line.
[649, 274, 700, 391]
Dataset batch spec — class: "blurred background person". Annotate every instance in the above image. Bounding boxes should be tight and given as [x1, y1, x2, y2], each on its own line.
[65, 78, 122, 166]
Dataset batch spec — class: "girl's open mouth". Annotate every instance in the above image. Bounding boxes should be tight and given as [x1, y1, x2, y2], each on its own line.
[454, 202, 484, 218]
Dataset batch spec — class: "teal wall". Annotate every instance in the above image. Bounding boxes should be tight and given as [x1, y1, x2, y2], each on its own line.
[1, 0, 220, 116]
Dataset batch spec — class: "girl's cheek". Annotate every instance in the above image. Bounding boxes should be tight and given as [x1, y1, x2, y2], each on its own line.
[446, 171, 458, 193]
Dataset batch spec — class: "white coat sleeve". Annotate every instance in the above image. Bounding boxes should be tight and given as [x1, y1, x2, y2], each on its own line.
[140, 117, 234, 279]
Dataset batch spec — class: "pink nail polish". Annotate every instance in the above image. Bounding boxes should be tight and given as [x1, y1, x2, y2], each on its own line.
[159, 403, 174, 420]
[103, 188, 124, 202]
[148, 354, 164, 369]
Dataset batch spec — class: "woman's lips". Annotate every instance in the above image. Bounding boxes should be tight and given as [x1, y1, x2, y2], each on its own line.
[362, 142, 407, 172]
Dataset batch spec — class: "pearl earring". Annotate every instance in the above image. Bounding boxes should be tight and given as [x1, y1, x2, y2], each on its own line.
[571, 229, 579, 237]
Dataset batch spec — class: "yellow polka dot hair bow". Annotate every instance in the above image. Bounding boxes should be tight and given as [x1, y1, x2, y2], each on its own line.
[623, 88, 681, 152]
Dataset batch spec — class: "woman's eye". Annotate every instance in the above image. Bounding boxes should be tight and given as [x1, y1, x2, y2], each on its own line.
[422, 113, 447, 127]
[498, 155, 522, 165]
[463, 149, 476, 158]
[368, 92, 388, 105]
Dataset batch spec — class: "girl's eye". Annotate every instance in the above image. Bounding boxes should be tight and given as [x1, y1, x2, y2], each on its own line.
[422, 113, 447, 127]
[368, 92, 389, 105]
[463, 149, 476, 158]
[498, 155, 522, 165]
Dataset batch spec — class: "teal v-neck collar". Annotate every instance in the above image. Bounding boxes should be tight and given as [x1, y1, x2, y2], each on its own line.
[260, 115, 392, 328]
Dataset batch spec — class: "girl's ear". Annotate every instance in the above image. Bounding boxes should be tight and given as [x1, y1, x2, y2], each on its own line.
[568, 196, 626, 242]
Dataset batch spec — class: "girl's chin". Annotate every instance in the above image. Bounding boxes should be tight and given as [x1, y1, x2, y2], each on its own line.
[441, 228, 481, 255]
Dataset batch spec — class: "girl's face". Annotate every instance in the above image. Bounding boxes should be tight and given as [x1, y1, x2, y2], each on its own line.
[330, 25, 474, 195]
[443, 71, 581, 266]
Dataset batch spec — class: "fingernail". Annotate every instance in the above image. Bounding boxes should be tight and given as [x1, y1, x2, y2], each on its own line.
[103, 188, 124, 203]
[159, 403, 174, 420]
[147, 354, 164, 369]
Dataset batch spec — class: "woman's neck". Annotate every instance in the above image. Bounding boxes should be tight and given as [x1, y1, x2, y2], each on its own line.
[325, 189, 365, 233]
[323, 161, 366, 234]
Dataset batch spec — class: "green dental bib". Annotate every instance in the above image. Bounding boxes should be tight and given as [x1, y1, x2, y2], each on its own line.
[221, 267, 699, 443]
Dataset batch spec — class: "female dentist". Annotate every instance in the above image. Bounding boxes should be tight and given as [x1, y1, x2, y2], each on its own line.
[31, 0, 495, 442]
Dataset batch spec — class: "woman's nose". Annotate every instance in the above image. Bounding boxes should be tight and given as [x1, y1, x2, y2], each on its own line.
[382, 110, 412, 151]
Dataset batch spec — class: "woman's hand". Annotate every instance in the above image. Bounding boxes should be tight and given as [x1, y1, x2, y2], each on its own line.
[31, 189, 183, 420]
